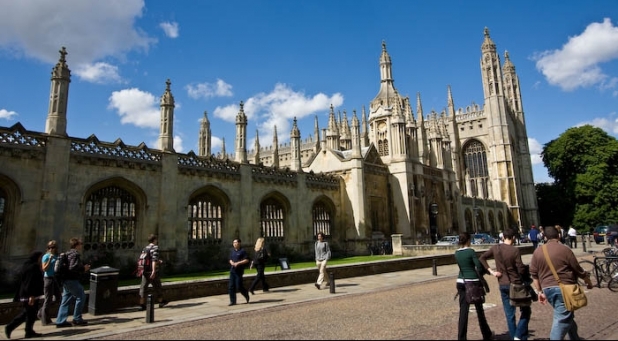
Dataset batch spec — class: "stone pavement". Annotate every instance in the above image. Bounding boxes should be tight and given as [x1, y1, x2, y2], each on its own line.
[4, 242, 616, 340]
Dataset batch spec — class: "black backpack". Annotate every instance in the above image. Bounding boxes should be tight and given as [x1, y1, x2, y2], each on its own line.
[54, 252, 69, 283]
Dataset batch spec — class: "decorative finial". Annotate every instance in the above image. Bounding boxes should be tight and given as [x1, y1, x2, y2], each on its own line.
[382, 40, 386, 51]
[484, 27, 490, 37]
[239, 100, 244, 110]
[165, 79, 171, 90]
[504, 50, 510, 60]
[59, 47, 68, 62]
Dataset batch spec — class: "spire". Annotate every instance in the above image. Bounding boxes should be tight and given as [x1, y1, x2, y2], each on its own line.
[198, 110, 212, 156]
[272, 125, 279, 168]
[45, 46, 72, 136]
[235, 100, 248, 163]
[158, 79, 175, 152]
[503, 50, 515, 73]
[253, 128, 260, 164]
[379, 40, 393, 82]
[416, 92, 424, 121]
[290, 117, 302, 171]
[351, 109, 362, 158]
[220, 137, 226, 159]
[361, 105, 369, 147]
[481, 27, 496, 53]
[314, 114, 319, 142]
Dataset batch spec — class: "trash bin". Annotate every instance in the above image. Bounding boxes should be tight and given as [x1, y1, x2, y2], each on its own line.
[88, 266, 119, 315]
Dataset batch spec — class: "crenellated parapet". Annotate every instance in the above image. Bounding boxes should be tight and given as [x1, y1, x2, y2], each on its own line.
[454, 103, 485, 122]
[250, 164, 298, 186]
[0, 123, 47, 159]
[305, 171, 340, 190]
[70, 134, 162, 171]
[177, 151, 241, 179]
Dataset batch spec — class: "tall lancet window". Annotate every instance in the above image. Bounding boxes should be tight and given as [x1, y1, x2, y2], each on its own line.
[312, 200, 333, 237]
[187, 193, 225, 246]
[463, 140, 489, 198]
[260, 198, 286, 241]
[84, 186, 137, 250]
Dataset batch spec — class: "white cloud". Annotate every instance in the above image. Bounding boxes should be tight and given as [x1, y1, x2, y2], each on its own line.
[533, 18, 618, 91]
[159, 22, 179, 39]
[74, 62, 124, 84]
[528, 137, 543, 165]
[576, 112, 618, 135]
[213, 83, 344, 144]
[108, 88, 159, 129]
[173, 135, 184, 152]
[0, 109, 18, 120]
[186, 79, 233, 99]
[0, 0, 156, 66]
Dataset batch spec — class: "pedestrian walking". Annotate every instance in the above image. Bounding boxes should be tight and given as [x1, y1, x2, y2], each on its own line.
[529, 225, 593, 340]
[138, 234, 169, 310]
[528, 225, 539, 249]
[39, 240, 62, 325]
[5, 251, 44, 339]
[248, 237, 270, 295]
[314, 232, 331, 290]
[454, 231, 494, 341]
[228, 238, 250, 306]
[55, 238, 90, 328]
[480, 228, 531, 340]
[567, 226, 577, 248]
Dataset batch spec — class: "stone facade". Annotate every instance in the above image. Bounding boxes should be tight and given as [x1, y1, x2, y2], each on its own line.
[0, 28, 538, 282]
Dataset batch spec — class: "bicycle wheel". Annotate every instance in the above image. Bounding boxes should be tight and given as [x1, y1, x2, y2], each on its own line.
[608, 276, 618, 292]
[578, 260, 598, 287]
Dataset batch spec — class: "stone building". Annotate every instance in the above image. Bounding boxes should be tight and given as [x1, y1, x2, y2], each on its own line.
[0, 28, 538, 280]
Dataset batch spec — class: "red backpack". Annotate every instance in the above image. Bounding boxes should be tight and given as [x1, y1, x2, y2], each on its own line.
[134, 247, 152, 277]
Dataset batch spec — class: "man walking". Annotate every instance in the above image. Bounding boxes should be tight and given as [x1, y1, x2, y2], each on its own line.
[529, 225, 593, 340]
[55, 238, 90, 328]
[228, 238, 250, 306]
[480, 228, 531, 340]
[528, 225, 539, 249]
[138, 234, 168, 310]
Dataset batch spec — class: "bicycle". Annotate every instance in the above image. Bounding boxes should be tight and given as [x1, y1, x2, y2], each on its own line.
[578, 248, 618, 290]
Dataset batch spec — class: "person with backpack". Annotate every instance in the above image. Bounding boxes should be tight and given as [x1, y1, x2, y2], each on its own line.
[314, 232, 331, 290]
[138, 234, 169, 311]
[39, 240, 62, 326]
[55, 238, 90, 328]
[248, 237, 270, 295]
[5, 250, 44, 339]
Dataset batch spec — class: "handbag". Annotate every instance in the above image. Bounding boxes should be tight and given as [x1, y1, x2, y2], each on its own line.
[464, 280, 485, 304]
[541, 244, 587, 311]
[496, 244, 532, 307]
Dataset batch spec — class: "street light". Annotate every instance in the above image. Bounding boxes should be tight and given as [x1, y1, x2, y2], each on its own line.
[473, 207, 480, 233]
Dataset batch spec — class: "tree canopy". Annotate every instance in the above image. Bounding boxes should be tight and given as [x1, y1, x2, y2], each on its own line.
[541, 125, 618, 229]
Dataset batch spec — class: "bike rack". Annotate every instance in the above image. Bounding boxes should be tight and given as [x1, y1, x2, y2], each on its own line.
[592, 256, 618, 288]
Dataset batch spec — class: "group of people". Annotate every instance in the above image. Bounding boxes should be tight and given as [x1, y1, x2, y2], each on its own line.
[528, 224, 579, 249]
[225, 231, 331, 306]
[5, 237, 90, 339]
[455, 225, 593, 340]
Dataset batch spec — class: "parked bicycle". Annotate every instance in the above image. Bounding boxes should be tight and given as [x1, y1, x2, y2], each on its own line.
[578, 247, 618, 292]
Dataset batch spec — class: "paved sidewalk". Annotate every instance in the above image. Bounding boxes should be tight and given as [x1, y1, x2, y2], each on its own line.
[4, 242, 613, 340]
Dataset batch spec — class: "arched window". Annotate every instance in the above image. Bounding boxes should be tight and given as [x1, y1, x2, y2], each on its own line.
[188, 193, 224, 246]
[84, 186, 137, 250]
[312, 201, 333, 237]
[463, 140, 489, 198]
[260, 198, 285, 241]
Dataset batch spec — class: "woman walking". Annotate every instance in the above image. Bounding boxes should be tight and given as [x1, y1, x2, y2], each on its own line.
[5, 251, 44, 339]
[248, 237, 270, 295]
[39, 240, 62, 325]
[455, 231, 493, 340]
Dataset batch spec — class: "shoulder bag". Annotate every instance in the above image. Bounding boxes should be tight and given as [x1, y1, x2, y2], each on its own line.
[456, 252, 486, 304]
[541, 244, 587, 312]
[496, 245, 532, 306]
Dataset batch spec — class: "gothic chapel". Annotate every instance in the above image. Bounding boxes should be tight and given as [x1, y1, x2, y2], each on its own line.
[0, 28, 538, 280]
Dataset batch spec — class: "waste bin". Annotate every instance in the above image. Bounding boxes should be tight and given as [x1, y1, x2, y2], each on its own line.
[88, 266, 119, 315]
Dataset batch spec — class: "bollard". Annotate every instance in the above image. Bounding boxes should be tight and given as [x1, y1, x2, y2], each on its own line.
[146, 294, 154, 323]
[582, 235, 587, 253]
[329, 272, 335, 294]
[432, 259, 437, 276]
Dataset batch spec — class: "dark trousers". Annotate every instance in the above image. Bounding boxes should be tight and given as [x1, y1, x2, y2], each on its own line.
[457, 282, 492, 340]
[249, 264, 269, 292]
[6, 300, 40, 336]
[228, 271, 249, 304]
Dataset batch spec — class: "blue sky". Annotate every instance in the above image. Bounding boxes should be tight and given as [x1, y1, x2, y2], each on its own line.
[1, 1, 617, 184]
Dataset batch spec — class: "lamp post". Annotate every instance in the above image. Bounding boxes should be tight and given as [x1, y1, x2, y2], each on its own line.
[473, 207, 479, 233]
[430, 203, 438, 244]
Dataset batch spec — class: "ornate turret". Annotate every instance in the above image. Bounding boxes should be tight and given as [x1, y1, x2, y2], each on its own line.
[159, 79, 175, 152]
[253, 129, 260, 164]
[351, 110, 362, 159]
[272, 125, 279, 168]
[290, 117, 302, 171]
[326, 104, 340, 150]
[45, 47, 71, 136]
[235, 101, 248, 163]
[198, 111, 211, 156]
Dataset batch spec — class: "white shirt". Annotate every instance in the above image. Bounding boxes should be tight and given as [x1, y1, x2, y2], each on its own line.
[568, 227, 577, 237]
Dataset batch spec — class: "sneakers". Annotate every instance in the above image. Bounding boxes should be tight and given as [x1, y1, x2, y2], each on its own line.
[72, 320, 88, 326]
[56, 322, 72, 328]
[158, 300, 169, 308]
[244, 294, 250, 304]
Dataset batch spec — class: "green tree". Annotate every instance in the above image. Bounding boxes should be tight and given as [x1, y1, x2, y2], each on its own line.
[542, 125, 618, 229]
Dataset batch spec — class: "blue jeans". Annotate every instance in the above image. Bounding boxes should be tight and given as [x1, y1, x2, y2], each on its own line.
[499, 284, 531, 340]
[543, 286, 580, 340]
[228, 270, 248, 305]
[56, 279, 86, 324]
